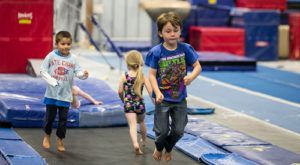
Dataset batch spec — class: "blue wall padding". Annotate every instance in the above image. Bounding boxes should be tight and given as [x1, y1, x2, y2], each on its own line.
[0, 139, 46, 165]
[195, 5, 231, 27]
[201, 153, 259, 165]
[175, 133, 226, 161]
[185, 119, 270, 147]
[231, 10, 280, 60]
[0, 74, 126, 128]
[0, 128, 22, 140]
[224, 145, 300, 165]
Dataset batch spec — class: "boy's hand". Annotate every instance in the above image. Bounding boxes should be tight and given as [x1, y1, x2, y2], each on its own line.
[156, 92, 164, 104]
[83, 70, 89, 77]
[183, 76, 192, 86]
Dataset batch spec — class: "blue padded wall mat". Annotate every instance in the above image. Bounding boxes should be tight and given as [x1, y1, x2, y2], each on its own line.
[185, 118, 270, 147]
[201, 153, 259, 165]
[224, 145, 300, 165]
[0, 128, 22, 140]
[0, 74, 126, 128]
[201, 65, 300, 104]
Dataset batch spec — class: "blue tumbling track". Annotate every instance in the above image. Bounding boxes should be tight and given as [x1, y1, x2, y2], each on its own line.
[201, 65, 300, 103]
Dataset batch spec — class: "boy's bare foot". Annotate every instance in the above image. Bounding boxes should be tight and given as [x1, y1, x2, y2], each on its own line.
[152, 148, 162, 161]
[42, 135, 50, 149]
[134, 147, 143, 155]
[164, 152, 172, 162]
[56, 138, 65, 152]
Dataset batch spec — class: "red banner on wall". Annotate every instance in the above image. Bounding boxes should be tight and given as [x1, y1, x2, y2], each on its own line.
[0, 0, 53, 73]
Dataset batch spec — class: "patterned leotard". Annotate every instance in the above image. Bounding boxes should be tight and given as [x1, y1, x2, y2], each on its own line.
[123, 72, 145, 114]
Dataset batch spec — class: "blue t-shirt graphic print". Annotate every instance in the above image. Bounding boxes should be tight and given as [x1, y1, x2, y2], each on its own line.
[158, 52, 186, 99]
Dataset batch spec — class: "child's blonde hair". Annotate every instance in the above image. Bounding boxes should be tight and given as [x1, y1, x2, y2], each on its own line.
[125, 50, 144, 98]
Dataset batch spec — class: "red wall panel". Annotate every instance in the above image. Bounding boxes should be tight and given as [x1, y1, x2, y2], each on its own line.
[236, 0, 286, 11]
[0, 0, 53, 73]
[289, 13, 300, 60]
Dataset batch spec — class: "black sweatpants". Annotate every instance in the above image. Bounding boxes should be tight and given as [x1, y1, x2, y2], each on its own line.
[43, 104, 69, 139]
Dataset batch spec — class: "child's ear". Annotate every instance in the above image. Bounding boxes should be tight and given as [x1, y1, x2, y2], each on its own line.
[158, 31, 163, 38]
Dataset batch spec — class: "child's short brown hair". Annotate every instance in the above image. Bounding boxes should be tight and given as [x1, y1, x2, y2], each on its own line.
[55, 31, 72, 44]
[156, 12, 182, 33]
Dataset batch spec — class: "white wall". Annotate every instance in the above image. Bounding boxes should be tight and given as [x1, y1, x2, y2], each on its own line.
[54, 0, 152, 43]
[100, 0, 151, 41]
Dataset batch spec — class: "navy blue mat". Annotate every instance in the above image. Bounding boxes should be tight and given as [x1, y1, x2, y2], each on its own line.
[0, 128, 22, 140]
[197, 51, 256, 71]
[224, 145, 300, 165]
[175, 133, 226, 161]
[201, 65, 300, 104]
[0, 139, 46, 165]
[0, 74, 126, 128]
[185, 118, 300, 164]
[201, 153, 259, 165]
[185, 118, 270, 147]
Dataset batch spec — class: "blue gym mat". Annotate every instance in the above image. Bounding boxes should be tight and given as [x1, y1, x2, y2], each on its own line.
[185, 118, 300, 164]
[0, 74, 126, 128]
[201, 153, 259, 165]
[0, 128, 22, 140]
[224, 145, 300, 165]
[185, 118, 270, 147]
[0, 128, 46, 165]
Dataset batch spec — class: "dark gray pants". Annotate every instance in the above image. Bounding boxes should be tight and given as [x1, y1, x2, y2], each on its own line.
[153, 100, 188, 152]
[43, 105, 69, 139]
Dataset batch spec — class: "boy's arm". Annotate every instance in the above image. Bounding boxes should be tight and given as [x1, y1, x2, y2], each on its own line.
[149, 68, 164, 103]
[183, 61, 201, 86]
[40, 55, 58, 87]
[118, 74, 125, 102]
[77, 88, 102, 105]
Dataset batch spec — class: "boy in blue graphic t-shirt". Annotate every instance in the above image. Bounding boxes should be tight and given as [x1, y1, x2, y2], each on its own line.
[145, 12, 202, 162]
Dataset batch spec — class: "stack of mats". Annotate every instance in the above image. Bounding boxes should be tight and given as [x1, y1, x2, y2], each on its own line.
[0, 74, 126, 128]
[144, 115, 300, 164]
[197, 51, 256, 71]
[0, 126, 46, 164]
